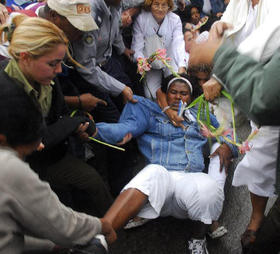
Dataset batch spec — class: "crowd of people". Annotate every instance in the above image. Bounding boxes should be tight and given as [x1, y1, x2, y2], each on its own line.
[0, 0, 279, 254]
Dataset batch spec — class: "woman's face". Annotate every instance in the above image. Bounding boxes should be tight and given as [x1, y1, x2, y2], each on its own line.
[190, 7, 200, 25]
[167, 81, 192, 111]
[20, 44, 67, 86]
[151, 0, 169, 24]
[184, 31, 194, 53]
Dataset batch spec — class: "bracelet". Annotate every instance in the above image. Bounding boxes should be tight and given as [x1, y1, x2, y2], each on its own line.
[162, 106, 170, 113]
[78, 95, 82, 110]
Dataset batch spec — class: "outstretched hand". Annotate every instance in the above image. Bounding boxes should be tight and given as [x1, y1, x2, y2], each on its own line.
[208, 21, 233, 43]
[210, 143, 233, 174]
[80, 93, 107, 111]
[122, 86, 138, 104]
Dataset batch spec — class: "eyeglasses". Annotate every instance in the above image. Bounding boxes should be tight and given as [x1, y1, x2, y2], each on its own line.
[151, 3, 169, 10]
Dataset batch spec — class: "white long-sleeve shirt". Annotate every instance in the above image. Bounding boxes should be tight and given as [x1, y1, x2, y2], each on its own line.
[131, 11, 186, 69]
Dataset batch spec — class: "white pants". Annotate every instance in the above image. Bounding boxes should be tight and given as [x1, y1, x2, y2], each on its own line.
[122, 163, 224, 225]
[233, 125, 279, 197]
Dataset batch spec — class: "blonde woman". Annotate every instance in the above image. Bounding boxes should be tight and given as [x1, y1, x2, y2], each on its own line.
[0, 15, 114, 233]
[131, 0, 186, 100]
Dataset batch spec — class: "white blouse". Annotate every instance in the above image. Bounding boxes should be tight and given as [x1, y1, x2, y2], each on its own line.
[131, 10, 186, 69]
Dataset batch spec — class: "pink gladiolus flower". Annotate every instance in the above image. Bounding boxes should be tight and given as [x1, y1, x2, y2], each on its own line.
[239, 141, 251, 154]
[142, 61, 151, 72]
[137, 57, 150, 75]
[138, 66, 144, 75]
[156, 48, 167, 59]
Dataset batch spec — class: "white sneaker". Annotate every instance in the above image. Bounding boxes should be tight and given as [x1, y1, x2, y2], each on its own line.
[187, 238, 209, 254]
[95, 234, 108, 251]
[123, 218, 150, 229]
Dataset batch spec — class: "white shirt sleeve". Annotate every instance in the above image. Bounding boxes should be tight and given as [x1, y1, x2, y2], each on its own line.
[131, 13, 146, 62]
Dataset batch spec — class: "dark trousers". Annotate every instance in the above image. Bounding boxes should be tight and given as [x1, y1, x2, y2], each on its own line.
[249, 196, 280, 254]
[43, 154, 113, 217]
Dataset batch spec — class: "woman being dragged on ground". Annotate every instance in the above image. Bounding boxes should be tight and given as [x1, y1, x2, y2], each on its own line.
[95, 74, 238, 253]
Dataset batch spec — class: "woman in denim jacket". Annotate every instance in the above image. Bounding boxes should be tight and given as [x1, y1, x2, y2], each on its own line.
[96, 74, 238, 253]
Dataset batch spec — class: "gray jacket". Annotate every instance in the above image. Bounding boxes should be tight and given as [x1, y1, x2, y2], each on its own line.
[0, 147, 101, 254]
[72, 0, 126, 96]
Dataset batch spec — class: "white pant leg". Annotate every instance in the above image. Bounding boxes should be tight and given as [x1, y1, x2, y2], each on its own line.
[172, 172, 224, 224]
[144, 69, 162, 100]
[208, 142, 227, 189]
[232, 125, 279, 197]
[122, 164, 175, 219]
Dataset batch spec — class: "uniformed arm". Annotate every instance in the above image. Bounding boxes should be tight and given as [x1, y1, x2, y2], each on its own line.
[213, 44, 280, 126]
[131, 13, 145, 61]
[2, 158, 102, 247]
[72, 32, 126, 97]
[96, 96, 150, 144]
[112, 11, 126, 55]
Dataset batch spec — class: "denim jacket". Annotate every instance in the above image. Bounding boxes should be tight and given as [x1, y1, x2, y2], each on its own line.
[96, 95, 238, 172]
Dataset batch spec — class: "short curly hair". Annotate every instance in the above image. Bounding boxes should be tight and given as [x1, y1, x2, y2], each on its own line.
[144, 0, 174, 12]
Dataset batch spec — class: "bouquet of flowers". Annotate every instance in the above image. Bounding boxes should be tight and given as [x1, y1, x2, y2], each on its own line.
[137, 49, 179, 81]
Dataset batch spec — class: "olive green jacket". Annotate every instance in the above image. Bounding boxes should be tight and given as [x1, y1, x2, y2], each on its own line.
[212, 44, 280, 194]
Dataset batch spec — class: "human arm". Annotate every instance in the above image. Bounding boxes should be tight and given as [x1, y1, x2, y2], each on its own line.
[212, 44, 280, 126]
[210, 143, 233, 173]
[64, 93, 107, 112]
[131, 13, 145, 61]
[171, 14, 187, 70]
[95, 96, 150, 144]
[72, 32, 126, 97]
[1, 158, 104, 247]
[42, 83, 96, 149]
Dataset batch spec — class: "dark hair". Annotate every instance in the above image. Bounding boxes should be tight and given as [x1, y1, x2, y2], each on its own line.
[188, 63, 212, 76]
[162, 73, 191, 93]
[184, 4, 202, 23]
[0, 81, 44, 147]
[188, 63, 213, 98]
[162, 73, 202, 99]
